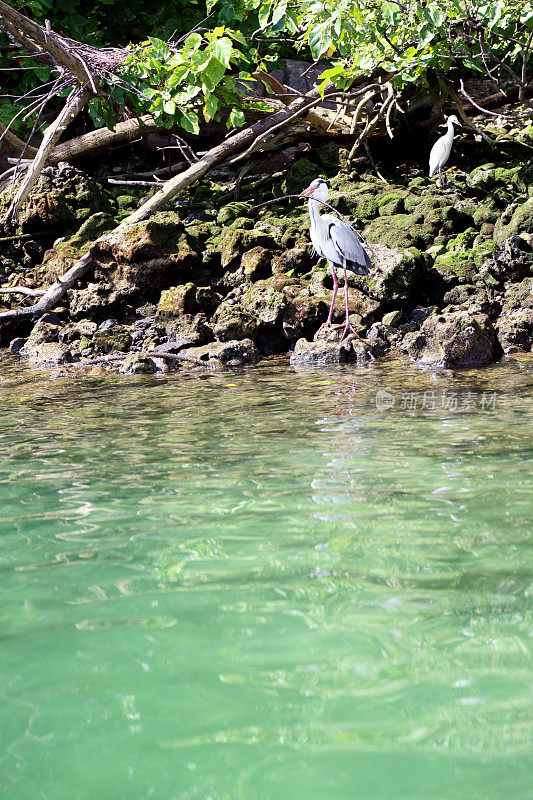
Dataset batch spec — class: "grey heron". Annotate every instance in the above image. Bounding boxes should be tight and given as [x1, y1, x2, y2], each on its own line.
[299, 178, 372, 340]
[429, 114, 462, 187]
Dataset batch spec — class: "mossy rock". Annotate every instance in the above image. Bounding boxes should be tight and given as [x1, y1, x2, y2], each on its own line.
[93, 325, 132, 354]
[120, 354, 158, 374]
[157, 283, 220, 319]
[363, 213, 436, 250]
[241, 246, 272, 281]
[282, 158, 324, 194]
[468, 162, 527, 194]
[337, 190, 382, 221]
[403, 193, 445, 214]
[315, 143, 349, 174]
[493, 198, 533, 244]
[217, 203, 252, 225]
[6, 165, 117, 233]
[228, 216, 255, 230]
[368, 245, 427, 303]
[116, 195, 137, 211]
[157, 283, 197, 317]
[212, 302, 259, 342]
[184, 220, 220, 251]
[433, 251, 478, 283]
[377, 193, 405, 216]
[501, 277, 533, 312]
[94, 214, 183, 263]
[242, 275, 303, 325]
[272, 246, 313, 276]
[472, 199, 500, 226]
[219, 227, 277, 269]
[68, 212, 115, 250]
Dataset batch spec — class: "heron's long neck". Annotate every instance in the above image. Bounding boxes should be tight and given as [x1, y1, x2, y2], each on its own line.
[308, 196, 323, 230]
[446, 119, 456, 140]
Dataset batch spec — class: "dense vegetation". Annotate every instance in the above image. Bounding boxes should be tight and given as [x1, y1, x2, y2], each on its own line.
[1, 0, 531, 137]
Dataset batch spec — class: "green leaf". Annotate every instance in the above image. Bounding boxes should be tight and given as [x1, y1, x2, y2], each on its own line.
[227, 108, 245, 128]
[211, 37, 233, 68]
[203, 92, 220, 121]
[272, 1, 287, 26]
[202, 56, 227, 92]
[180, 109, 200, 134]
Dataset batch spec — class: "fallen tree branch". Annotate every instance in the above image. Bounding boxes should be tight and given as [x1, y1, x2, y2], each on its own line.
[447, 84, 496, 146]
[0, 247, 96, 326]
[0, 286, 45, 297]
[347, 82, 395, 165]
[80, 350, 214, 368]
[0, 0, 100, 89]
[253, 70, 340, 133]
[2, 85, 93, 226]
[0, 120, 38, 158]
[48, 114, 159, 163]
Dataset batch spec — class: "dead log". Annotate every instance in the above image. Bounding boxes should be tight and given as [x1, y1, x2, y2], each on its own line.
[254, 71, 344, 133]
[48, 115, 159, 163]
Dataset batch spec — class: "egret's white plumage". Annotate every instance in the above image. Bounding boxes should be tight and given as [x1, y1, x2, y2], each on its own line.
[429, 114, 461, 186]
[300, 178, 372, 338]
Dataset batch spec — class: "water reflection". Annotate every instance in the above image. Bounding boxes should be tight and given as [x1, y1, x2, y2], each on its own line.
[0, 353, 531, 799]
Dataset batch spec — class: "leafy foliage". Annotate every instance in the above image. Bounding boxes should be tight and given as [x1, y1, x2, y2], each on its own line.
[1, 0, 531, 141]
[121, 28, 252, 132]
[209, 0, 533, 93]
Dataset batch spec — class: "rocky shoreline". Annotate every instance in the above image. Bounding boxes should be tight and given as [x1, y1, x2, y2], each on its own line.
[1, 144, 532, 375]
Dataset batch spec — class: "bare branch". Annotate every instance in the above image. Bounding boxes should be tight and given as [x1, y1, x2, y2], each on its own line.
[2, 85, 93, 226]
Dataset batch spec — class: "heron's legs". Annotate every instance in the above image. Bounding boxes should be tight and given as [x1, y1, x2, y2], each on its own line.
[326, 263, 338, 324]
[340, 263, 361, 340]
[316, 263, 339, 335]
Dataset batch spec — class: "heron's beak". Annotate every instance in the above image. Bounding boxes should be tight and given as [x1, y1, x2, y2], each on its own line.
[299, 185, 314, 198]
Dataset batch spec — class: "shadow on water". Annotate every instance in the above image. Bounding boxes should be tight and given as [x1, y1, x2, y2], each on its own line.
[0, 352, 532, 799]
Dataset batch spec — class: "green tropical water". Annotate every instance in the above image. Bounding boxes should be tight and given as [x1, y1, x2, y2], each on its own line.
[1, 353, 532, 800]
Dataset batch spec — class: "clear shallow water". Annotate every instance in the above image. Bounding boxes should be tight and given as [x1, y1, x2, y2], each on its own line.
[0, 353, 532, 800]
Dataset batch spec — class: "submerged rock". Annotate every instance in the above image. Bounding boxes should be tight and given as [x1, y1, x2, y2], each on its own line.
[179, 338, 261, 367]
[120, 354, 159, 374]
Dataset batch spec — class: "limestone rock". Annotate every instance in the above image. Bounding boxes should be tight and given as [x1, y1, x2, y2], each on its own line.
[401, 310, 499, 368]
[271, 246, 313, 276]
[180, 338, 261, 367]
[493, 198, 533, 244]
[495, 277, 533, 352]
[212, 303, 259, 341]
[19, 319, 72, 365]
[92, 324, 132, 354]
[120, 354, 158, 374]
[481, 236, 533, 286]
[496, 308, 533, 352]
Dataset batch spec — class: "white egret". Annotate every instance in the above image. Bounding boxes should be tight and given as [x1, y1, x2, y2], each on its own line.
[299, 178, 372, 340]
[429, 114, 462, 187]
